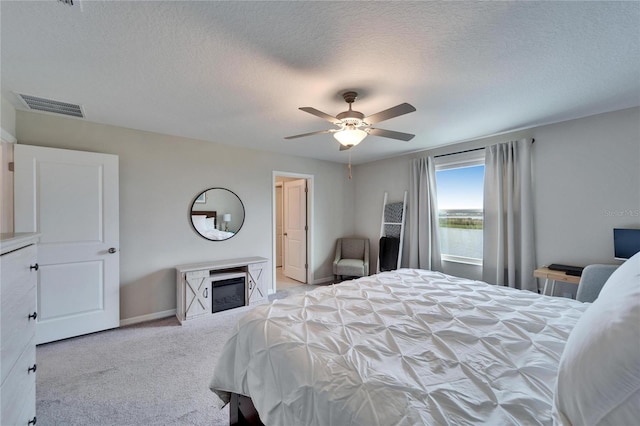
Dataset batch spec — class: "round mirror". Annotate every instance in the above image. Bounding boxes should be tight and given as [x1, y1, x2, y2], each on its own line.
[190, 188, 245, 241]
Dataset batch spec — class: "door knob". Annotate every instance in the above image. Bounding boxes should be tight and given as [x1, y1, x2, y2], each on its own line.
[108, 247, 117, 254]
[30, 263, 39, 271]
[283, 233, 288, 236]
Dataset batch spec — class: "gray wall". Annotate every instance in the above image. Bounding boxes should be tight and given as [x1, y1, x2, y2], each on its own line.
[1, 97, 17, 233]
[353, 107, 640, 292]
[1, 96, 16, 138]
[12, 107, 640, 320]
[16, 110, 356, 322]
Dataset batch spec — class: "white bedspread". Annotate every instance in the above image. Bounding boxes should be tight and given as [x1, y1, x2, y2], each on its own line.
[210, 269, 588, 425]
[198, 228, 234, 240]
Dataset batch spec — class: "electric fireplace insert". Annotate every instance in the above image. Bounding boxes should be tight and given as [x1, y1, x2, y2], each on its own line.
[210, 271, 246, 313]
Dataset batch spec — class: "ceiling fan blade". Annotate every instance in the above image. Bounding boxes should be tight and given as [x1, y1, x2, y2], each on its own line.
[284, 129, 334, 139]
[364, 103, 416, 124]
[299, 107, 341, 124]
[367, 128, 415, 141]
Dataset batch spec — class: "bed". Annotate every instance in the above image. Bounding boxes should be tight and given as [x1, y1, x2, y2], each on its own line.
[210, 257, 640, 425]
[191, 212, 235, 240]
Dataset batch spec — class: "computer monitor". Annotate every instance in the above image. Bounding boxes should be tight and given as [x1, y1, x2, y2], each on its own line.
[613, 228, 640, 260]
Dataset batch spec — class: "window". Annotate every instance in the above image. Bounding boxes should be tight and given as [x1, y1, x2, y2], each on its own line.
[435, 151, 485, 264]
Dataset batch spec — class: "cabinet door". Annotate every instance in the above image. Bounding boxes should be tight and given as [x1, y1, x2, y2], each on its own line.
[247, 262, 267, 305]
[184, 271, 211, 319]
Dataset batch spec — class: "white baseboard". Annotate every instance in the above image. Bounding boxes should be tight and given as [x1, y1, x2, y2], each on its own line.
[120, 309, 176, 327]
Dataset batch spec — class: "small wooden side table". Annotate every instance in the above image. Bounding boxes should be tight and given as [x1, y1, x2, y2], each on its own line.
[534, 267, 581, 296]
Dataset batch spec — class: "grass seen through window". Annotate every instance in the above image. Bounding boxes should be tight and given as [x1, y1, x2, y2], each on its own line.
[439, 216, 483, 229]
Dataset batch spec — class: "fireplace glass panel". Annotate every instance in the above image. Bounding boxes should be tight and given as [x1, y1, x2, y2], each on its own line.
[211, 275, 245, 313]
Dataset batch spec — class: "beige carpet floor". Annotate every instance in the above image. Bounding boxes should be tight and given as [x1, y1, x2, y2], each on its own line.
[36, 284, 319, 426]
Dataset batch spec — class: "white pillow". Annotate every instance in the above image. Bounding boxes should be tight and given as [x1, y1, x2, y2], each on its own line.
[205, 217, 216, 231]
[191, 215, 208, 234]
[553, 252, 640, 425]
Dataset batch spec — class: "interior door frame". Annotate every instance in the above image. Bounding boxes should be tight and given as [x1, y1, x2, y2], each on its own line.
[275, 182, 283, 268]
[272, 171, 314, 293]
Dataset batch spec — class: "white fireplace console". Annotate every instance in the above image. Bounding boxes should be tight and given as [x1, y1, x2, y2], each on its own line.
[175, 257, 269, 324]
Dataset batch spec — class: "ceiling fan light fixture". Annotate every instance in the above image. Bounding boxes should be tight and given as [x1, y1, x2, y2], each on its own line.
[334, 128, 367, 147]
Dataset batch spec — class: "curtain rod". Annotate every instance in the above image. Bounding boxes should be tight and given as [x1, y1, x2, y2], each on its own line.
[434, 138, 535, 158]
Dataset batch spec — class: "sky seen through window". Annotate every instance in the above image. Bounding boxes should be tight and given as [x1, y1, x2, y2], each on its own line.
[436, 165, 484, 210]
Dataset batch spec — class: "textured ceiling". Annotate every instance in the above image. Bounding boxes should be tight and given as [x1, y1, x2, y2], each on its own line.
[2, 1, 639, 164]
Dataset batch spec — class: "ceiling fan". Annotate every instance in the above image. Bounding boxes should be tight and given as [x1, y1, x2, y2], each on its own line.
[285, 91, 416, 150]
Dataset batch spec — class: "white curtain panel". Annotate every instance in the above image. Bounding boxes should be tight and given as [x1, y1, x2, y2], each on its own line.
[482, 138, 536, 291]
[408, 156, 442, 271]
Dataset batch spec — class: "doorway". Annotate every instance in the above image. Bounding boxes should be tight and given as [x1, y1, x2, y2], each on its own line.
[272, 172, 314, 292]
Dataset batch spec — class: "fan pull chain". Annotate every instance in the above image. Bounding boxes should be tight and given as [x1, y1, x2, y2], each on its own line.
[347, 150, 352, 179]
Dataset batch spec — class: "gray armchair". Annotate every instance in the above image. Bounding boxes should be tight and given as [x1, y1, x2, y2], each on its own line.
[576, 264, 619, 303]
[333, 238, 370, 281]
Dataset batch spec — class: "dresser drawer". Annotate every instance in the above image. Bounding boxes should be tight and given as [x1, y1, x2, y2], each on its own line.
[1, 341, 36, 425]
[14, 380, 37, 426]
[1, 285, 36, 384]
[0, 244, 36, 298]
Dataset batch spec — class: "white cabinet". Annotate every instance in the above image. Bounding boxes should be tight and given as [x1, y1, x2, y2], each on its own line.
[247, 262, 267, 306]
[183, 270, 211, 320]
[1, 233, 39, 426]
[176, 257, 269, 324]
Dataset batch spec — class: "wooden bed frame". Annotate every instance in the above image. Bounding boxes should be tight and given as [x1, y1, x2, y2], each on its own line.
[229, 393, 264, 426]
[192, 210, 217, 220]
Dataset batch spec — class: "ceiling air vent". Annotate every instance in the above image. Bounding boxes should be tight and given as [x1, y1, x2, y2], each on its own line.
[18, 94, 84, 118]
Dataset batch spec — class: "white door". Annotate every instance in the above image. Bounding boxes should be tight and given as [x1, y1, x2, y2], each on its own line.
[275, 184, 283, 267]
[14, 144, 119, 344]
[283, 179, 306, 283]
